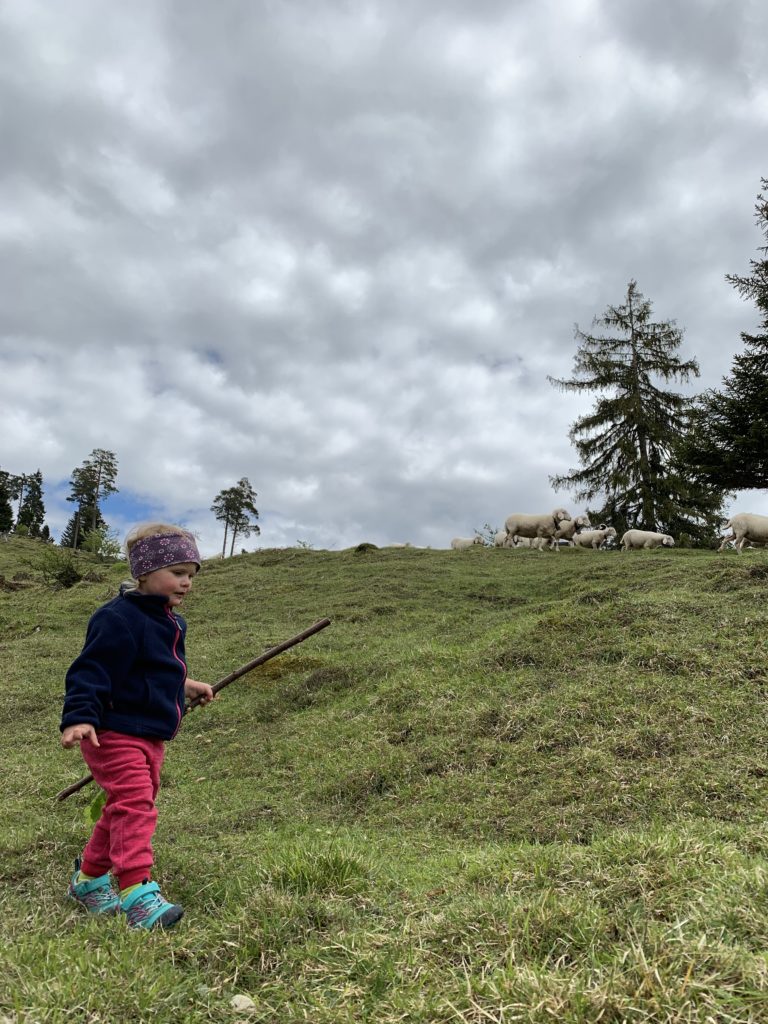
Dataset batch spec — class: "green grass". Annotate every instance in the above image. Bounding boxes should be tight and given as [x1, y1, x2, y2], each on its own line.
[2, 538, 768, 1022]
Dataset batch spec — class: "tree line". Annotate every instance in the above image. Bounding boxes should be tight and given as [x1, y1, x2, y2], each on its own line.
[549, 177, 768, 544]
[0, 449, 122, 554]
[0, 470, 48, 539]
[1, 447, 261, 562]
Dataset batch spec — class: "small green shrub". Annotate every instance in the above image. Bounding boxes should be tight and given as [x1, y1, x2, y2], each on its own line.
[38, 546, 83, 588]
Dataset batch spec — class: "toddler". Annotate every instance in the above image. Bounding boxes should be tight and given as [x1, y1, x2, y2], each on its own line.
[60, 523, 213, 929]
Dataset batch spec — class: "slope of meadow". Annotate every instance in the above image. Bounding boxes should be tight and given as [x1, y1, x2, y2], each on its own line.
[1, 538, 768, 1022]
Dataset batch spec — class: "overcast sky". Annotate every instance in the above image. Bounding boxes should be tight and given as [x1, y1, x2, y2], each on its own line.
[1, 0, 766, 554]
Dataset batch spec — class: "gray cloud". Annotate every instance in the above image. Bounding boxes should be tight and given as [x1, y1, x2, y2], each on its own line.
[1, 0, 767, 553]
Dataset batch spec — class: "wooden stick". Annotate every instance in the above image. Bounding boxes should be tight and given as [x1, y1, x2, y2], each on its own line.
[54, 617, 331, 802]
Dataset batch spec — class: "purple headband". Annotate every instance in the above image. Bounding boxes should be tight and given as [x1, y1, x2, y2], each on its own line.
[129, 532, 201, 578]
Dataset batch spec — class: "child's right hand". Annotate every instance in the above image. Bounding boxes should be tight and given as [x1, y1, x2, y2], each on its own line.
[61, 724, 100, 748]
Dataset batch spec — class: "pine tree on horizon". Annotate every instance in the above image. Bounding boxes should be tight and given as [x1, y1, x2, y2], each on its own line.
[211, 477, 260, 557]
[0, 470, 14, 533]
[680, 178, 768, 491]
[60, 502, 107, 549]
[549, 280, 727, 542]
[16, 469, 46, 538]
[66, 449, 119, 547]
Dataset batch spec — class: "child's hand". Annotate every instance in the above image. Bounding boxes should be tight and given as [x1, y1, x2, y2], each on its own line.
[61, 724, 100, 748]
[185, 678, 215, 706]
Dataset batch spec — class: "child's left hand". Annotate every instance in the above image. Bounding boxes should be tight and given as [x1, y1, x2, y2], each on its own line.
[185, 678, 215, 706]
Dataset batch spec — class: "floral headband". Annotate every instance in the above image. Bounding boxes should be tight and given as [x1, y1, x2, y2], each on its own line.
[128, 532, 201, 578]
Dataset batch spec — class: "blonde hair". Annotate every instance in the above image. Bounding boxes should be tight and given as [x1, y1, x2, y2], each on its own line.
[124, 522, 194, 561]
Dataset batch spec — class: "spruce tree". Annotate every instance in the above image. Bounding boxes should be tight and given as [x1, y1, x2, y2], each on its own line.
[16, 469, 46, 537]
[211, 478, 260, 557]
[0, 471, 14, 533]
[549, 280, 726, 541]
[60, 502, 106, 549]
[681, 179, 768, 490]
[66, 449, 118, 546]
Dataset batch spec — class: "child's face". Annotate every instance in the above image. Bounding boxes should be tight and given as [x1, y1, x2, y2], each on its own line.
[137, 562, 198, 607]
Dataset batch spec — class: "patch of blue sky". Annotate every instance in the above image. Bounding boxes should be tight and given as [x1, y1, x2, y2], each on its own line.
[42, 483, 160, 543]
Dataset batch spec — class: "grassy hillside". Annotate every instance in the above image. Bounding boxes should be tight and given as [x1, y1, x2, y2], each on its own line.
[2, 538, 768, 1022]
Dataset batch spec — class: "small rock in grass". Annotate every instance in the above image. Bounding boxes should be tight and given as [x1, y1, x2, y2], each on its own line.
[230, 994, 256, 1013]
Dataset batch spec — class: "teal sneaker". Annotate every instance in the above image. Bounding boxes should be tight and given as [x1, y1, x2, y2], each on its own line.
[120, 881, 184, 930]
[67, 858, 120, 915]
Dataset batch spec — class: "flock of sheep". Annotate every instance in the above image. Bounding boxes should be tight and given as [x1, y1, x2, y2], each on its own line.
[450, 509, 768, 554]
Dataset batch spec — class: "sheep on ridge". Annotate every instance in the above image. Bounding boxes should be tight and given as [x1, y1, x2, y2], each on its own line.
[504, 509, 571, 552]
[451, 536, 485, 550]
[573, 527, 617, 550]
[554, 514, 591, 546]
[717, 513, 768, 554]
[620, 529, 675, 551]
[493, 530, 515, 548]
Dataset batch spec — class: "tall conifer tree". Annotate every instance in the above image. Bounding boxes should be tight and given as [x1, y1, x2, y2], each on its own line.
[211, 478, 260, 557]
[681, 179, 768, 490]
[0, 471, 14, 533]
[66, 449, 118, 547]
[16, 469, 46, 537]
[549, 281, 726, 541]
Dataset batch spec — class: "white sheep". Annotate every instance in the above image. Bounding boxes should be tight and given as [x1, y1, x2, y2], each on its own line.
[512, 536, 549, 550]
[620, 529, 675, 551]
[493, 530, 515, 548]
[718, 532, 767, 552]
[718, 513, 768, 554]
[388, 543, 413, 548]
[573, 527, 617, 549]
[451, 536, 485, 550]
[504, 509, 571, 551]
[554, 513, 591, 546]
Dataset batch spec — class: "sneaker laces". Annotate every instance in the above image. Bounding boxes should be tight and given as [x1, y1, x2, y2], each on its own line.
[76, 882, 119, 912]
[122, 883, 174, 926]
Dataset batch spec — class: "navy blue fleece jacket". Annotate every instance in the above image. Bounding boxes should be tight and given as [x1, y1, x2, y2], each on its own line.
[60, 590, 188, 741]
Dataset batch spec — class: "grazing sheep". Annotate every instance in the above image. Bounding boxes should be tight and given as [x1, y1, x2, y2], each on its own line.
[718, 513, 768, 554]
[719, 532, 768, 552]
[513, 536, 549, 550]
[554, 514, 591, 546]
[493, 530, 515, 548]
[451, 536, 485, 550]
[504, 509, 571, 551]
[573, 527, 617, 550]
[389, 543, 413, 548]
[621, 529, 675, 551]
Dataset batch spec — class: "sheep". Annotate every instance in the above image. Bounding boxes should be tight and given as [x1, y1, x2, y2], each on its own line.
[554, 514, 591, 546]
[493, 530, 515, 548]
[513, 536, 548, 550]
[719, 532, 767, 552]
[718, 513, 768, 554]
[573, 527, 617, 550]
[504, 509, 571, 551]
[451, 536, 485, 550]
[620, 529, 675, 551]
[389, 543, 413, 548]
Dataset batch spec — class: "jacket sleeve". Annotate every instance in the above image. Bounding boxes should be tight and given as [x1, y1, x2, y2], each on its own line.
[60, 607, 139, 731]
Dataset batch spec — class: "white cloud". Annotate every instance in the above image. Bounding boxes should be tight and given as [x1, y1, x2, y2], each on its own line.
[2, 0, 767, 554]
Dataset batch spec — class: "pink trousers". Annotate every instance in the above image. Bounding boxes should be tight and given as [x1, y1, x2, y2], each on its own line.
[79, 730, 165, 890]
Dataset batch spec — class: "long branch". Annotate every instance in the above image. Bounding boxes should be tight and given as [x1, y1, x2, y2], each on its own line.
[54, 617, 331, 802]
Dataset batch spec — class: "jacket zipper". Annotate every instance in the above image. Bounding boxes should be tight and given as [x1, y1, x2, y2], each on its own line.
[166, 607, 187, 738]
